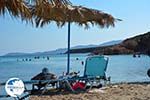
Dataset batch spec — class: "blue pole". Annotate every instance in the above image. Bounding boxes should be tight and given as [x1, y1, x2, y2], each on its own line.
[67, 22, 71, 75]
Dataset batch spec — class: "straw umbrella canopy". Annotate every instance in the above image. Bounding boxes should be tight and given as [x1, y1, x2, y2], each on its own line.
[0, 0, 71, 20]
[32, 1, 116, 28]
[0, 0, 32, 20]
[31, 1, 119, 74]
[30, 0, 72, 27]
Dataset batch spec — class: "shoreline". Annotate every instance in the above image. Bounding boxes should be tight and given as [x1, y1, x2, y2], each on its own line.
[29, 82, 150, 100]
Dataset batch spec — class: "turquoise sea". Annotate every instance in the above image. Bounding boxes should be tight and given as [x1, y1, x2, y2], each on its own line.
[0, 54, 150, 99]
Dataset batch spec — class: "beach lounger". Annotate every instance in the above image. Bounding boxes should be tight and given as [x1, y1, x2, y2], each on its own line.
[62, 55, 110, 92]
[83, 55, 110, 86]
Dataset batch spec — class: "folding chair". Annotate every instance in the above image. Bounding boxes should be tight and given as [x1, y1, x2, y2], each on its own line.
[83, 55, 110, 88]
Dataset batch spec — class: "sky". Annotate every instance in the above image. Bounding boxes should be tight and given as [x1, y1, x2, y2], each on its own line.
[0, 0, 150, 56]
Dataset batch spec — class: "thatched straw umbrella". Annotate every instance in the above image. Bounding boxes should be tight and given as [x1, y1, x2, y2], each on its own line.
[0, 0, 32, 20]
[31, 0, 120, 74]
[0, 0, 71, 20]
[32, 0, 118, 74]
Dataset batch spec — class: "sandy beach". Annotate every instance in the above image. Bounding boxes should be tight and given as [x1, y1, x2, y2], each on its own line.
[30, 83, 150, 100]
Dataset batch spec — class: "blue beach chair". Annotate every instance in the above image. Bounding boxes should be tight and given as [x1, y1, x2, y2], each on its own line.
[83, 55, 110, 87]
[65, 55, 110, 91]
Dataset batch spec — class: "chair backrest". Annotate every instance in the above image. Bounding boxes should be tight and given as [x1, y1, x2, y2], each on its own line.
[84, 55, 109, 77]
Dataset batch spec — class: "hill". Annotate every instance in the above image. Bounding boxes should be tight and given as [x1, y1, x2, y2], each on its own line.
[69, 32, 150, 55]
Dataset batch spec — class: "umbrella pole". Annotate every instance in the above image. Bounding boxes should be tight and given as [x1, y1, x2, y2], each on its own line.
[67, 22, 71, 75]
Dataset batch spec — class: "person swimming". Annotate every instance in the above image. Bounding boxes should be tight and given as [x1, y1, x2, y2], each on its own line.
[147, 68, 150, 78]
[81, 61, 84, 66]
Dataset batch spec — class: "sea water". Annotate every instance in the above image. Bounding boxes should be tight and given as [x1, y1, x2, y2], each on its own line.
[0, 54, 150, 99]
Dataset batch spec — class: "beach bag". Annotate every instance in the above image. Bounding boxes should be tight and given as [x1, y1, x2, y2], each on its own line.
[72, 82, 86, 90]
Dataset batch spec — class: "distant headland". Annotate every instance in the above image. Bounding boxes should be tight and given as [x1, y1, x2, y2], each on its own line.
[69, 32, 150, 55]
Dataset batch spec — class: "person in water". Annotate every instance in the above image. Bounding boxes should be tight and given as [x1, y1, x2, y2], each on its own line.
[147, 69, 150, 78]
[81, 61, 84, 66]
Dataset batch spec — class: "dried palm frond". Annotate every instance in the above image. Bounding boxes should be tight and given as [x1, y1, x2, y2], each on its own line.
[65, 5, 116, 28]
[29, 0, 71, 6]
[31, 1, 119, 29]
[0, 0, 71, 22]
[31, 0, 68, 27]
[0, 0, 32, 20]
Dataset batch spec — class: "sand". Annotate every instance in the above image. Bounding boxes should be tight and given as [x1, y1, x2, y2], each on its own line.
[29, 83, 150, 100]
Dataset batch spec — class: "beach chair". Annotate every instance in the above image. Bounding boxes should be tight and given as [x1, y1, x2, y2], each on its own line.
[83, 55, 110, 87]
[58, 72, 81, 92]
[63, 55, 110, 92]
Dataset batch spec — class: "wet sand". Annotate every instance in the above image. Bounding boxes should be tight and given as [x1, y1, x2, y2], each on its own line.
[30, 83, 150, 100]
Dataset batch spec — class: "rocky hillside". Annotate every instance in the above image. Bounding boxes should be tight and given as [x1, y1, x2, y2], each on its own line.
[69, 32, 150, 55]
